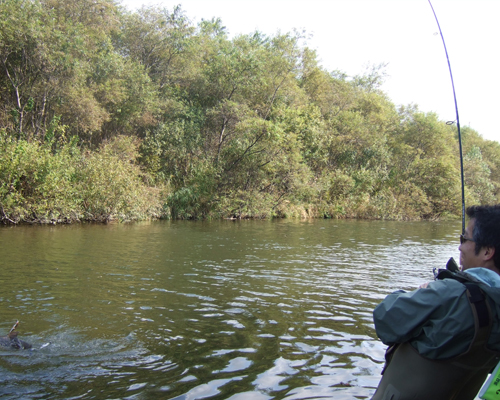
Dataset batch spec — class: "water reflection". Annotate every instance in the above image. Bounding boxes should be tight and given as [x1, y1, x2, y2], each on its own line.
[0, 219, 461, 399]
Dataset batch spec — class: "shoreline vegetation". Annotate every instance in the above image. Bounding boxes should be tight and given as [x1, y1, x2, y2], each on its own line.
[1, 0, 500, 225]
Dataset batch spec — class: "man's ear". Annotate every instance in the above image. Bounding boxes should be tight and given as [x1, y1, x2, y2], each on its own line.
[483, 246, 496, 261]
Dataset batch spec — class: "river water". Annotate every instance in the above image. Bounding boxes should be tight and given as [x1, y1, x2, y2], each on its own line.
[0, 219, 461, 399]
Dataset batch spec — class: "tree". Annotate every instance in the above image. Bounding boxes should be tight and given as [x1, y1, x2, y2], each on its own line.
[389, 107, 461, 217]
[118, 5, 195, 92]
[0, 0, 64, 140]
[463, 145, 495, 205]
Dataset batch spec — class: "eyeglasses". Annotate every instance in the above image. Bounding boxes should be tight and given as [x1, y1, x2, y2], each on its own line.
[460, 234, 474, 245]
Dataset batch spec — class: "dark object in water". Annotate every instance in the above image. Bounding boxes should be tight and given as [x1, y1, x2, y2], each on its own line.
[0, 321, 32, 349]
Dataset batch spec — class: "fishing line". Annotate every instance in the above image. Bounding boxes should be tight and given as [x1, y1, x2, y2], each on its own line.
[428, 0, 466, 234]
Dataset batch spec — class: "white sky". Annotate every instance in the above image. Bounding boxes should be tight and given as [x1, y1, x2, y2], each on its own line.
[120, 0, 500, 144]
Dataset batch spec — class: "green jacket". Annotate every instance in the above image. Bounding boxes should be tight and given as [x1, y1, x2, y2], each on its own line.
[373, 267, 500, 359]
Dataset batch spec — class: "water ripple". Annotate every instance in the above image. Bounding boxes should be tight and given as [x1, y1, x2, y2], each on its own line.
[0, 219, 461, 399]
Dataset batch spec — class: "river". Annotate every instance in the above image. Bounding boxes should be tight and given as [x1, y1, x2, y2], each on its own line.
[0, 218, 461, 399]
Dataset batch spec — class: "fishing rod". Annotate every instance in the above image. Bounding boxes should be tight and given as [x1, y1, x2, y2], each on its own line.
[428, 0, 466, 235]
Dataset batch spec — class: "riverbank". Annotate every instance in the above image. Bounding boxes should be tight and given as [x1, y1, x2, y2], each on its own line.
[0, 133, 468, 225]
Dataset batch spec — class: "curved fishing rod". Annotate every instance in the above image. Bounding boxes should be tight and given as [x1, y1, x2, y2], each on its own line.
[428, 0, 466, 234]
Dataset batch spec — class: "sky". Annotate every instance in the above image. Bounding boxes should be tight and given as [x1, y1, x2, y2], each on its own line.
[119, 0, 500, 144]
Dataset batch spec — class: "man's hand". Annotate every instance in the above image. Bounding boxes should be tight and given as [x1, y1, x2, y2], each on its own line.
[419, 282, 430, 289]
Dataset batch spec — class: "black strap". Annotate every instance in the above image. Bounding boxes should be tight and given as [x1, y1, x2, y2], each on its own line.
[464, 283, 490, 328]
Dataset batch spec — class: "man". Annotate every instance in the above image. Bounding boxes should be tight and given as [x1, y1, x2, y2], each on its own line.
[371, 205, 500, 400]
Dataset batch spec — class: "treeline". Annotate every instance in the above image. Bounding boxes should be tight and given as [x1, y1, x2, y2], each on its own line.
[1, 0, 499, 223]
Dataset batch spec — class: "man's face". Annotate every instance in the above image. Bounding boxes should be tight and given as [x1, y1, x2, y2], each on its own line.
[459, 218, 482, 271]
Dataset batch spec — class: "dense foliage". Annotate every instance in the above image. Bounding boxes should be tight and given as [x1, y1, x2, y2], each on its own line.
[1, 0, 499, 223]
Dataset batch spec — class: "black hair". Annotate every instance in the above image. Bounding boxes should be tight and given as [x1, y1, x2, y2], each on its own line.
[466, 205, 500, 269]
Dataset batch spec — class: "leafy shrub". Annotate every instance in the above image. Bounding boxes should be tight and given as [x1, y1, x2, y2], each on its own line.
[0, 133, 167, 224]
[75, 136, 167, 222]
[0, 133, 80, 223]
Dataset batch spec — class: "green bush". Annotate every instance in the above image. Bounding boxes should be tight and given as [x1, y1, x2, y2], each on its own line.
[76, 136, 167, 222]
[0, 133, 80, 223]
[0, 134, 168, 224]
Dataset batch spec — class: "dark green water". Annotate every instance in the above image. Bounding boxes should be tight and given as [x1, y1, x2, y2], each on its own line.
[0, 219, 461, 399]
